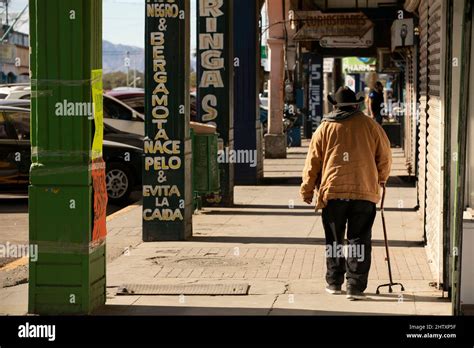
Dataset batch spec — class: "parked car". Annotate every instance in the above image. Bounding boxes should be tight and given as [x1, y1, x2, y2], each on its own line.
[0, 106, 142, 204]
[103, 123, 144, 149]
[0, 100, 30, 108]
[106, 90, 145, 114]
[106, 90, 199, 122]
[0, 84, 31, 100]
[103, 94, 144, 136]
[111, 87, 144, 93]
[0, 86, 145, 136]
[0, 100, 145, 149]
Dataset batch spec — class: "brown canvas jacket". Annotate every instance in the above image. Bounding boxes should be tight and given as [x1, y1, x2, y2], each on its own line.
[300, 111, 392, 209]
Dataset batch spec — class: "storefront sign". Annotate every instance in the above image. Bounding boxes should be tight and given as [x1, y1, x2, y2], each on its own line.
[144, 0, 192, 241]
[294, 11, 373, 41]
[343, 57, 376, 73]
[197, 0, 227, 125]
[307, 55, 323, 127]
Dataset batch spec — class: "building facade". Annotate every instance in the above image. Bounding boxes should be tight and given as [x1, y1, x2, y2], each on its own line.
[0, 25, 30, 83]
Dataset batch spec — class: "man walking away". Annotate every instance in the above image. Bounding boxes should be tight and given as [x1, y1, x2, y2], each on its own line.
[300, 87, 392, 300]
[368, 81, 385, 125]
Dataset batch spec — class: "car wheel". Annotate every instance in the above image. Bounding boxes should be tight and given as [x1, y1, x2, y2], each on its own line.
[105, 163, 133, 205]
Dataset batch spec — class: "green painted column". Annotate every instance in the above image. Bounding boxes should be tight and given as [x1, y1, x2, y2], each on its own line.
[29, 0, 106, 315]
[143, 0, 193, 241]
[197, 0, 235, 206]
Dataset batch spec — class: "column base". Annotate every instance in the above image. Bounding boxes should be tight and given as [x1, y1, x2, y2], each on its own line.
[264, 134, 287, 159]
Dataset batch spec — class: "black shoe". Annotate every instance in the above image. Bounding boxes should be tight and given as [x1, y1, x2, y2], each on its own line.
[325, 285, 342, 295]
[346, 288, 366, 301]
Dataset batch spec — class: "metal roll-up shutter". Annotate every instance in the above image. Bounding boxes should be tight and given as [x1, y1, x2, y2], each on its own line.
[411, 46, 419, 177]
[417, 0, 429, 225]
[404, 47, 417, 175]
[425, 0, 444, 283]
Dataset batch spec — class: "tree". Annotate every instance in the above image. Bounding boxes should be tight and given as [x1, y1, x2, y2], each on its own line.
[102, 70, 144, 91]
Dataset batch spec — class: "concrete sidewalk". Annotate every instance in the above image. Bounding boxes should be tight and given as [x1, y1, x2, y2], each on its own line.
[0, 142, 452, 316]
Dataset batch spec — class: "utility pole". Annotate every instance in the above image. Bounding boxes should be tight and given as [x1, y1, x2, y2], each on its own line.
[5, 0, 9, 25]
[133, 57, 136, 88]
[125, 50, 130, 87]
[1, 3, 28, 43]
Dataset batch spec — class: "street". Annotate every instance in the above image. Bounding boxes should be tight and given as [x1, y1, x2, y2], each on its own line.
[0, 191, 141, 288]
[0, 191, 141, 244]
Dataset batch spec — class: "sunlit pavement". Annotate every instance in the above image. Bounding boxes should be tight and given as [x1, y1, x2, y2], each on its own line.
[0, 141, 451, 316]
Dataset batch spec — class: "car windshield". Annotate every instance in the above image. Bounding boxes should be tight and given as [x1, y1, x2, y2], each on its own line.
[103, 96, 134, 120]
[119, 96, 144, 114]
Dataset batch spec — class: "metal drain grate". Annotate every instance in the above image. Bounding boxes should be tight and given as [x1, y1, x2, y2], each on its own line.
[117, 283, 250, 296]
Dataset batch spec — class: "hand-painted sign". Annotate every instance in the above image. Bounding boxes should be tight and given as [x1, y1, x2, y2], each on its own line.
[91, 69, 107, 243]
[294, 11, 373, 41]
[92, 158, 107, 243]
[320, 28, 374, 48]
[197, 0, 234, 206]
[144, 0, 192, 241]
[197, 0, 227, 125]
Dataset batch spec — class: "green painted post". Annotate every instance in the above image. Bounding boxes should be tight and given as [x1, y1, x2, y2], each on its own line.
[143, 0, 193, 241]
[29, 0, 106, 315]
[197, 0, 235, 206]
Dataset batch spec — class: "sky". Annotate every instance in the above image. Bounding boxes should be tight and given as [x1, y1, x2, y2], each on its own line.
[6, 0, 197, 49]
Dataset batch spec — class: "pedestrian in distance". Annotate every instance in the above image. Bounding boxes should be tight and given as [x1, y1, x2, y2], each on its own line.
[300, 86, 392, 300]
[368, 81, 385, 125]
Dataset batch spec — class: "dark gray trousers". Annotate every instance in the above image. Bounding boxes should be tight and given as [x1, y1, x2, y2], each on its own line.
[322, 199, 377, 292]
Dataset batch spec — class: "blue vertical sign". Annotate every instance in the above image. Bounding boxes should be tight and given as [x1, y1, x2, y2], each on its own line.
[308, 55, 323, 130]
[233, 0, 261, 185]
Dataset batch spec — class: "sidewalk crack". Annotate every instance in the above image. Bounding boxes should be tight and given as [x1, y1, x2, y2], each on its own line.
[267, 283, 289, 316]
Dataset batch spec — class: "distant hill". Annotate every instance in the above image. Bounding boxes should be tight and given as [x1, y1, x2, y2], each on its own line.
[103, 40, 196, 74]
[103, 40, 144, 73]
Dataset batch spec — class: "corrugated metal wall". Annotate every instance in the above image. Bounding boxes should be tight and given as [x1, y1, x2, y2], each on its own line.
[425, 0, 444, 284]
[404, 47, 417, 175]
[417, 0, 445, 284]
[418, 0, 429, 227]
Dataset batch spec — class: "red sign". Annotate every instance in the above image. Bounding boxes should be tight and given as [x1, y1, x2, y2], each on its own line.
[92, 158, 107, 243]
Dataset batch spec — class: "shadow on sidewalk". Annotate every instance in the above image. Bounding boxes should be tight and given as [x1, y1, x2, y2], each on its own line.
[202, 210, 319, 217]
[360, 293, 449, 303]
[207, 205, 417, 214]
[261, 175, 416, 188]
[188, 236, 424, 247]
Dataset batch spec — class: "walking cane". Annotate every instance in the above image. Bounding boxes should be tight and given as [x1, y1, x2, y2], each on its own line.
[376, 184, 405, 294]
